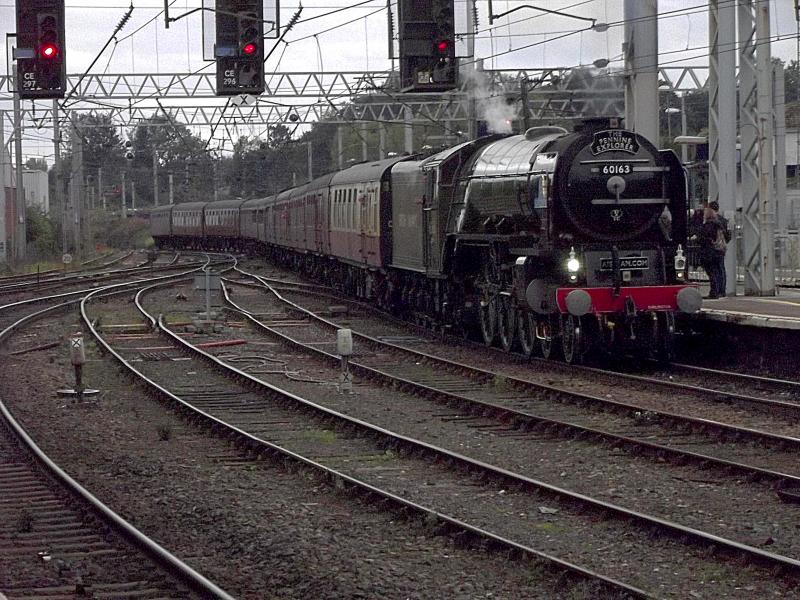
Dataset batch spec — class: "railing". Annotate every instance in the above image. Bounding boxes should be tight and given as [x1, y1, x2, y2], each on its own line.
[687, 229, 800, 288]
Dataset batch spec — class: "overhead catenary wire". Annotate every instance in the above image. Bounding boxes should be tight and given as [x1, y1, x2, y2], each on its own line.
[61, 3, 134, 106]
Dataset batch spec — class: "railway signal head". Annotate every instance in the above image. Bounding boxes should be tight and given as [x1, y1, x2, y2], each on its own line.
[15, 0, 67, 98]
[397, 0, 457, 92]
[215, 0, 265, 96]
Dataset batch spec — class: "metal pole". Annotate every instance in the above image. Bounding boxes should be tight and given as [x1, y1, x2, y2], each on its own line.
[0, 111, 7, 263]
[132, 183, 137, 212]
[70, 123, 83, 261]
[404, 105, 413, 154]
[337, 126, 343, 170]
[680, 94, 688, 164]
[307, 141, 313, 182]
[153, 152, 159, 207]
[169, 172, 174, 204]
[378, 124, 386, 159]
[774, 63, 787, 234]
[13, 80, 26, 261]
[121, 172, 127, 218]
[98, 167, 104, 211]
[52, 101, 66, 254]
[623, 0, 659, 142]
[520, 78, 530, 131]
[709, 0, 737, 297]
[205, 269, 211, 319]
[466, 0, 478, 140]
[755, 0, 775, 294]
[213, 160, 218, 203]
[361, 122, 368, 162]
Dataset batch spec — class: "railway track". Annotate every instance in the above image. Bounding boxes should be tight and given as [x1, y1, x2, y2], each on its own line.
[227, 272, 800, 474]
[0, 274, 234, 600]
[0, 251, 184, 297]
[87, 273, 800, 596]
[0, 257, 203, 329]
[0, 251, 135, 289]
[243, 260, 800, 413]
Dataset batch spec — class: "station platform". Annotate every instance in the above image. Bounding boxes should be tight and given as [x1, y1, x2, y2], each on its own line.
[694, 286, 800, 330]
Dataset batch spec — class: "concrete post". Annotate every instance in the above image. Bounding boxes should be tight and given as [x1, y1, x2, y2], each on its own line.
[13, 80, 26, 260]
[0, 112, 7, 263]
[153, 152, 159, 207]
[337, 126, 343, 170]
[121, 172, 127, 218]
[623, 0, 659, 143]
[709, 0, 738, 297]
[307, 141, 313, 181]
[404, 105, 413, 154]
[98, 167, 104, 211]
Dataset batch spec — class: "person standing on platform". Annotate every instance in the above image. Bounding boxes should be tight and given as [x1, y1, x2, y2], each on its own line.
[698, 204, 727, 299]
[709, 201, 731, 297]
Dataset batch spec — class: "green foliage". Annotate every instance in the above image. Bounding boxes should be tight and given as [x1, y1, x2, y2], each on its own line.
[25, 206, 58, 258]
[91, 213, 152, 249]
[782, 59, 799, 104]
[25, 157, 48, 172]
[130, 116, 214, 205]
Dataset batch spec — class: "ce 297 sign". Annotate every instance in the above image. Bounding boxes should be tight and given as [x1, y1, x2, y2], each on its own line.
[21, 69, 39, 90]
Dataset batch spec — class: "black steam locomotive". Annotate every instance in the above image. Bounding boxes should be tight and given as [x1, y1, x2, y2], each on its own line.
[152, 119, 701, 363]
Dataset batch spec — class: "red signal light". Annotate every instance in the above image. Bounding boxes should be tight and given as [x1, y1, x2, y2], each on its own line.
[40, 43, 58, 59]
[242, 43, 257, 56]
[436, 40, 450, 53]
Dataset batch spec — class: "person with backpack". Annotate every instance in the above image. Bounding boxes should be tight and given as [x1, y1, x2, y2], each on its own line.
[709, 201, 731, 296]
[699, 204, 727, 298]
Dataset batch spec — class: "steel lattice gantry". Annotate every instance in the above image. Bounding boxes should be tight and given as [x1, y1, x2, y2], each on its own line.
[738, 0, 775, 296]
[709, 0, 738, 297]
[0, 66, 714, 148]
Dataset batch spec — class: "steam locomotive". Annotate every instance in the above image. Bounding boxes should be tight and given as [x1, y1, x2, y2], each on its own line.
[152, 119, 701, 363]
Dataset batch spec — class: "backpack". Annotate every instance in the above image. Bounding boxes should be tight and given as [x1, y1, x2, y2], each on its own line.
[718, 215, 732, 243]
[712, 224, 727, 253]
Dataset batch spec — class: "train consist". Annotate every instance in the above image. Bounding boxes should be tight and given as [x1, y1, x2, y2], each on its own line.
[151, 120, 701, 363]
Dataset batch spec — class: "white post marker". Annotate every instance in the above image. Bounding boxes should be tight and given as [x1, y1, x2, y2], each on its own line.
[70, 335, 85, 402]
[57, 334, 99, 401]
[337, 329, 353, 393]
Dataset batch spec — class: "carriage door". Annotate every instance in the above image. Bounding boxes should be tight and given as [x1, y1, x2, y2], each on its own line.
[359, 184, 369, 263]
[422, 170, 441, 273]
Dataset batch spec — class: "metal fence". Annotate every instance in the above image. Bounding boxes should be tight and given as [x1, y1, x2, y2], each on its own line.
[687, 228, 800, 288]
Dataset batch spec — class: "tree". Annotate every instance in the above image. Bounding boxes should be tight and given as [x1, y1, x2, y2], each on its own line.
[61, 113, 125, 214]
[782, 60, 799, 104]
[25, 157, 48, 171]
[25, 206, 58, 258]
[129, 116, 215, 205]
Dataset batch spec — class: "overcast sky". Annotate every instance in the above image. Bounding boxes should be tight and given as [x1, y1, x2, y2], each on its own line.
[1, 1, 798, 160]
[0, 1, 796, 76]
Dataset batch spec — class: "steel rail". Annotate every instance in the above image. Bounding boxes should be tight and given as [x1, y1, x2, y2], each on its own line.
[235, 266, 800, 414]
[239, 271, 800, 453]
[0, 256, 193, 294]
[0, 250, 134, 285]
[131, 276, 800, 580]
[667, 361, 800, 393]
[219, 280, 800, 489]
[1, 278, 235, 600]
[78, 276, 652, 599]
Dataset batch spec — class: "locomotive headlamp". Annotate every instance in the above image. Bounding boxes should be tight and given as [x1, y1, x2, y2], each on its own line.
[674, 244, 686, 277]
[566, 247, 580, 273]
